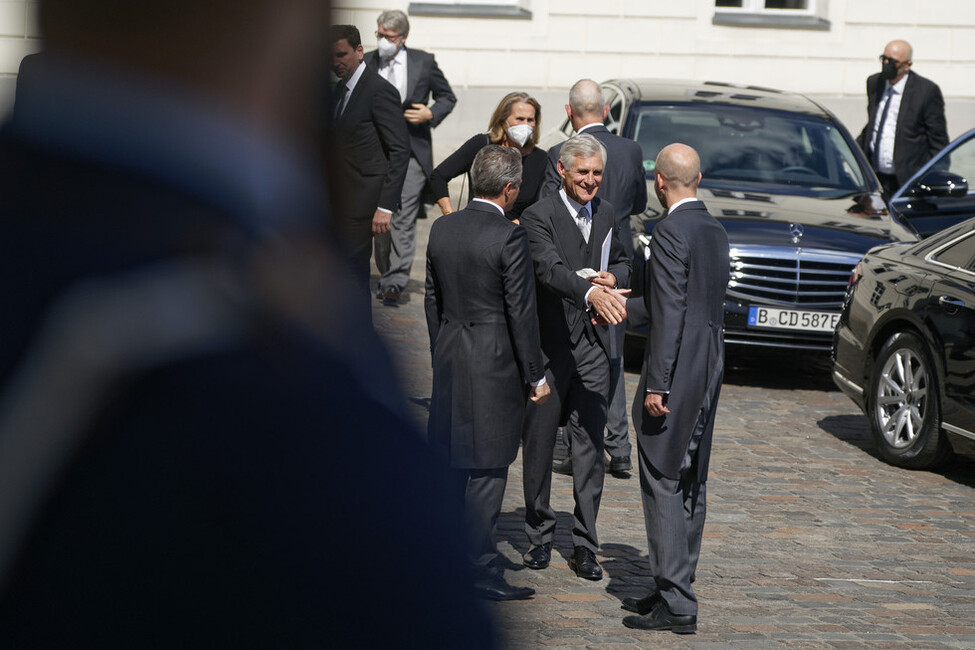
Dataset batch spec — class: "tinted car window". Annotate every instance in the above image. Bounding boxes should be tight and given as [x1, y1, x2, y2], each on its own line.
[933, 231, 975, 271]
[628, 104, 867, 196]
[933, 135, 975, 187]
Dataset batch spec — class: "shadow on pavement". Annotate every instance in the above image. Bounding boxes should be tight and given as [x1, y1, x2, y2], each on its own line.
[819, 413, 975, 488]
[723, 347, 837, 391]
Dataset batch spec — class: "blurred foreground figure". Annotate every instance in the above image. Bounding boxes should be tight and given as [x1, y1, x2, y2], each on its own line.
[0, 1, 493, 647]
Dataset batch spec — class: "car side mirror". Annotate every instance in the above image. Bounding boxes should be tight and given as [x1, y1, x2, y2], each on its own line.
[912, 171, 968, 198]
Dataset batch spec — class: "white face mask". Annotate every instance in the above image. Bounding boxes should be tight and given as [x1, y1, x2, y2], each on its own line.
[506, 124, 533, 148]
[377, 37, 400, 60]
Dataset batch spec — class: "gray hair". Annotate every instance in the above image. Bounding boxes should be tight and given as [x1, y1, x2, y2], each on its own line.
[377, 9, 409, 37]
[558, 133, 607, 170]
[471, 145, 522, 198]
[568, 79, 605, 118]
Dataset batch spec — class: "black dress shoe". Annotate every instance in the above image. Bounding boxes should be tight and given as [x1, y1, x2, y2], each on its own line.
[621, 590, 660, 615]
[552, 457, 573, 476]
[523, 542, 552, 569]
[608, 455, 632, 474]
[568, 546, 602, 581]
[622, 602, 697, 634]
[473, 574, 535, 601]
[382, 287, 400, 306]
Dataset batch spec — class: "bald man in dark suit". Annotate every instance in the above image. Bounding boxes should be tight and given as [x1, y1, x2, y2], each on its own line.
[622, 144, 729, 634]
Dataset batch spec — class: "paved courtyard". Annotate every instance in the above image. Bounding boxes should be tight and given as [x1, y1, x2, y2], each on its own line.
[372, 214, 975, 649]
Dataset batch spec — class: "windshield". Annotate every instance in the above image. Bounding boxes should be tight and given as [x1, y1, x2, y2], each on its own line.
[627, 103, 868, 197]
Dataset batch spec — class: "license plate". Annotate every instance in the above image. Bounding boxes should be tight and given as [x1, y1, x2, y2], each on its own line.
[747, 306, 840, 332]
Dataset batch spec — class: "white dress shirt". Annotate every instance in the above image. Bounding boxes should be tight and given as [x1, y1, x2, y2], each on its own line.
[377, 47, 408, 103]
[871, 73, 908, 175]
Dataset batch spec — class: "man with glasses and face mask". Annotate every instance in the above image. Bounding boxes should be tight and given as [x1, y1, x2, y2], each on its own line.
[366, 9, 456, 306]
[856, 39, 948, 198]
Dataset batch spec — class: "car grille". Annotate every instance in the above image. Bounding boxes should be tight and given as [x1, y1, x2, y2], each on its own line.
[727, 245, 861, 309]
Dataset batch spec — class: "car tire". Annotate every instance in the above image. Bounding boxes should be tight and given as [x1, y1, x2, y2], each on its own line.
[867, 331, 950, 469]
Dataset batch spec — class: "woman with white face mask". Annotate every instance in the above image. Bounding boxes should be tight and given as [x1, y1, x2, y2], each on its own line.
[431, 92, 547, 221]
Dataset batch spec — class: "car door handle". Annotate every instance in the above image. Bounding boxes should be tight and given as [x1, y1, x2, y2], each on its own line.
[938, 295, 965, 313]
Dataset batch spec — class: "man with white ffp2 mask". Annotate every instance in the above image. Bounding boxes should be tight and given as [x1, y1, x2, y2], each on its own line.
[365, 9, 456, 307]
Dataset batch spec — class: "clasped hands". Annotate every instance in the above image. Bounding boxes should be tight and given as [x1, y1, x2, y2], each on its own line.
[587, 272, 630, 326]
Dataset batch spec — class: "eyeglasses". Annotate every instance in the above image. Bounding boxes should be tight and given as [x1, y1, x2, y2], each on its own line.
[376, 31, 402, 42]
[879, 55, 904, 66]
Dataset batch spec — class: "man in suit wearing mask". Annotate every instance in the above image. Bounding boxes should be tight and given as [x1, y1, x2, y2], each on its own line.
[367, 9, 456, 306]
[856, 39, 948, 198]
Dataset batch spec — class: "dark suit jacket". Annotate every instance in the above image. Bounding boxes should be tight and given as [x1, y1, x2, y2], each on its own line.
[519, 194, 630, 361]
[632, 200, 729, 482]
[425, 201, 544, 469]
[366, 47, 456, 177]
[332, 63, 410, 215]
[542, 125, 648, 259]
[856, 71, 949, 186]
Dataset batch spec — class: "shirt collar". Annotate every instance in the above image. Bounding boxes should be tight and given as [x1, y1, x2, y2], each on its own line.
[558, 187, 591, 219]
[577, 122, 603, 133]
[471, 198, 506, 216]
[345, 60, 367, 94]
[668, 197, 700, 213]
[887, 71, 909, 94]
[8, 53, 325, 238]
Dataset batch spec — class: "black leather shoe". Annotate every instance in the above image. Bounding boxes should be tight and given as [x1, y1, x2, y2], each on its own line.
[523, 543, 552, 570]
[622, 602, 697, 634]
[552, 457, 573, 476]
[382, 287, 400, 306]
[621, 590, 660, 615]
[609, 455, 632, 474]
[568, 546, 602, 581]
[473, 574, 535, 601]
[375, 288, 384, 301]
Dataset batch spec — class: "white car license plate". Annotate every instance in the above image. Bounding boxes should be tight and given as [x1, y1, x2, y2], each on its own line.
[747, 306, 840, 332]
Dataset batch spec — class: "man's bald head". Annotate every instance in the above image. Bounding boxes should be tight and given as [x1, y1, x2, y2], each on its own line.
[884, 40, 913, 64]
[655, 143, 701, 189]
[568, 79, 605, 119]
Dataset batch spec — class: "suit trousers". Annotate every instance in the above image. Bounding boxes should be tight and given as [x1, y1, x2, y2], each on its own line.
[637, 425, 707, 616]
[522, 338, 608, 552]
[453, 466, 509, 576]
[375, 156, 425, 293]
[562, 354, 631, 460]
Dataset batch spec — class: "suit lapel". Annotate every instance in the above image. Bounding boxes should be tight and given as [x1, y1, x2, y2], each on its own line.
[339, 67, 370, 122]
[587, 197, 609, 268]
[551, 196, 587, 268]
[405, 49, 421, 105]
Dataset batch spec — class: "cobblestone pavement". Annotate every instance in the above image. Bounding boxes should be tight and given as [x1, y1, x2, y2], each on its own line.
[372, 214, 975, 649]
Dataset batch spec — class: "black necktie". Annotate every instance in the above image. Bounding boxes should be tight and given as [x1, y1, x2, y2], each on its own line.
[333, 81, 348, 119]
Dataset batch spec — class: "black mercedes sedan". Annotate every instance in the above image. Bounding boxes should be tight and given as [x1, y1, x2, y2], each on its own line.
[832, 217, 975, 469]
[544, 79, 921, 352]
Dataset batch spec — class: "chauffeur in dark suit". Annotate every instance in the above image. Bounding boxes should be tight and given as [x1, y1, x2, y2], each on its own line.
[543, 79, 648, 477]
[367, 9, 456, 306]
[856, 39, 948, 197]
[519, 133, 630, 581]
[621, 144, 729, 634]
[330, 24, 410, 291]
[426, 145, 549, 601]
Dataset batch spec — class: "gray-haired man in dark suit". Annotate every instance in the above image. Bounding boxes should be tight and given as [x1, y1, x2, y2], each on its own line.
[543, 79, 648, 477]
[426, 145, 549, 601]
[520, 133, 631, 582]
